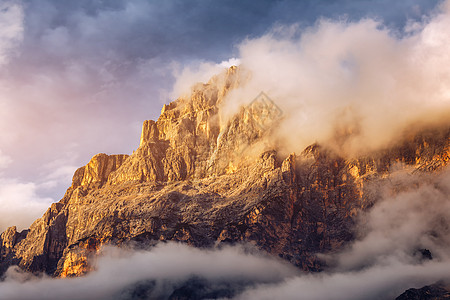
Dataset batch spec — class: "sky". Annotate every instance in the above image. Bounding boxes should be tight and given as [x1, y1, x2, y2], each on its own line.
[0, 0, 444, 230]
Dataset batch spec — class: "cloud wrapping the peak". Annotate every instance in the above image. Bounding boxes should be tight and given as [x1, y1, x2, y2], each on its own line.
[217, 3, 450, 155]
[0, 0, 444, 232]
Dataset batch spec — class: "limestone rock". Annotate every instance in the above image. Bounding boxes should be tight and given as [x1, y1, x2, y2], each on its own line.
[0, 66, 449, 278]
[72, 153, 129, 188]
[108, 65, 244, 184]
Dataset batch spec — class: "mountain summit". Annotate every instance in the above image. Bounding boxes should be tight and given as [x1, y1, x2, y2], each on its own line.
[1, 67, 449, 292]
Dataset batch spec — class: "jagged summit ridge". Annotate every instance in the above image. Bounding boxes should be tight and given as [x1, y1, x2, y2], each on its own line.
[108, 66, 241, 183]
[102, 66, 276, 184]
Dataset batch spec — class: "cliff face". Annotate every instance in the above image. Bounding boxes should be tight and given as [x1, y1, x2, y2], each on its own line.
[71, 153, 129, 189]
[0, 66, 449, 278]
[108, 66, 243, 184]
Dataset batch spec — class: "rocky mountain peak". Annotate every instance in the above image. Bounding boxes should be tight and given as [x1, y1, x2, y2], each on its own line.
[106, 66, 272, 185]
[0, 66, 449, 283]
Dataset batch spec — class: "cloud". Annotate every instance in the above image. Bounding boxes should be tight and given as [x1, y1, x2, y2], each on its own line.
[238, 167, 450, 300]
[0, 177, 52, 232]
[0, 243, 298, 300]
[37, 150, 79, 192]
[0, 146, 78, 232]
[170, 58, 241, 99]
[238, 260, 450, 300]
[332, 169, 450, 271]
[0, 1, 23, 65]
[0, 148, 74, 232]
[220, 58, 241, 68]
[0, 149, 51, 232]
[214, 1, 450, 156]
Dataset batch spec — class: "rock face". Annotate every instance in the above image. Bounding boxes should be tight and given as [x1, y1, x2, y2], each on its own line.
[108, 66, 243, 184]
[72, 153, 129, 188]
[396, 283, 450, 300]
[0, 66, 449, 278]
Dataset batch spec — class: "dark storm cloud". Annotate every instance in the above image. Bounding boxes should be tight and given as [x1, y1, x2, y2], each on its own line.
[21, 0, 268, 65]
[20, 0, 441, 63]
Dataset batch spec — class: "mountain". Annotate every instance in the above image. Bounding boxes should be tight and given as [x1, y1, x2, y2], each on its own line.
[396, 283, 450, 300]
[0, 67, 449, 297]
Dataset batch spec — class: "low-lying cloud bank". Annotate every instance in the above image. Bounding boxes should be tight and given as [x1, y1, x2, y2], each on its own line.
[0, 243, 299, 300]
[1, 167, 450, 299]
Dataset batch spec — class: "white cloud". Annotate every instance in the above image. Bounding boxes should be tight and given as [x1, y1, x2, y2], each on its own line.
[0, 150, 74, 232]
[238, 260, 450, 300]
[0, 151, 51, 232]
[0, 1, 23, 65]
[0, 178, 52, 232]
[239, 168, 450, 300]
[220, 57, 241, 68]
[170, 59, 239, 99]
[0, 243, 298, 300]
[0, 150, 61, 232]
[37, 151, 79, 190]
[210, 1, 450, 156]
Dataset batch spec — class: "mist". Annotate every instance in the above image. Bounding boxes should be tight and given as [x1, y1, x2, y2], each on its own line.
[239, 167, 450, 300]
[0, 243, 298, 300]
[170, 0, 450, 156]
